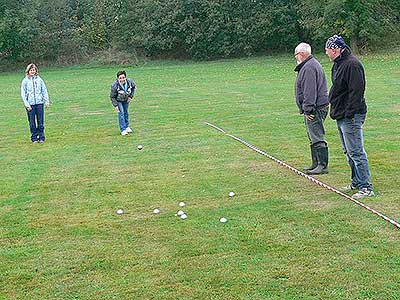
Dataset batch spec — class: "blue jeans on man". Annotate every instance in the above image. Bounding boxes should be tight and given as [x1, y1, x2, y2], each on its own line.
[336, 113, 372, 190]
[27, 104, 45, 142]
[116, 101, 130, 132]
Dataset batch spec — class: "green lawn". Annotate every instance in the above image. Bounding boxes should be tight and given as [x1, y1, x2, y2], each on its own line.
[1, 54, 399, 300]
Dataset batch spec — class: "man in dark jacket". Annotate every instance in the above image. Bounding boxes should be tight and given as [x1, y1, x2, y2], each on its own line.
[325, 35, 374, 199]
[110, 70, 136, 135]
[294, 43, 329, 175]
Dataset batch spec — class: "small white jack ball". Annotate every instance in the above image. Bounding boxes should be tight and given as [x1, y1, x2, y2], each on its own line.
[180, 214, 188, 220]
[153, 208, 160, 214]
[179, 201, 186, 207]
[229, 191, 235, 197]
[137, 145, 143, 150]
[116, 209, 124, 215]
[177, 210, 185, 216]
[220, 217, 228, 223]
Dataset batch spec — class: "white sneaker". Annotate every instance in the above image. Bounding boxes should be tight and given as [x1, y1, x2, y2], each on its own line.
[126, 127, 133, 133]
[352, 188, 375, 199]
[121, 129, 128, 136]
[340, 184, 358, 192]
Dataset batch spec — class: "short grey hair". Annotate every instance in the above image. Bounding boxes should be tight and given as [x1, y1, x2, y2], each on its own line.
[295, 42, 312, 55]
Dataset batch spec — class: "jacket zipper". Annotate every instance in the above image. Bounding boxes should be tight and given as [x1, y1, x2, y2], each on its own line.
[32, 77, 37, 105]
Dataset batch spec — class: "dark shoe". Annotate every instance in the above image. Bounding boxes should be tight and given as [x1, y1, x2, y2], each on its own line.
[306, 164, 328, 175]
[306, 144, 328, 175]
[303, 144, 318, 171]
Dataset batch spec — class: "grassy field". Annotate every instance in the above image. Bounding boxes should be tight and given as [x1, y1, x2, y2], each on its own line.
[0, 53, 399, 300]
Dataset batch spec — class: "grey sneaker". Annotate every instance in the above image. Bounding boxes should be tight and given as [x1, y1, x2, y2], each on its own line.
[340, 184, 358, 192]
[352, 188, 375, 199]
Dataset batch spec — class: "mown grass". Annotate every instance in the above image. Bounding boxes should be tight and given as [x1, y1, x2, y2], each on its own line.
[0, 53, 399, 300]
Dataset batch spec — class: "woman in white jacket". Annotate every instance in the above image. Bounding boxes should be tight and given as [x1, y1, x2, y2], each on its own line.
[21, 63, 49, 143]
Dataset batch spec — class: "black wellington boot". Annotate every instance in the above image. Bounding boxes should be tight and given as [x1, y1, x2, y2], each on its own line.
[303, 144, 318, 171]
[306, 144, 329, 175]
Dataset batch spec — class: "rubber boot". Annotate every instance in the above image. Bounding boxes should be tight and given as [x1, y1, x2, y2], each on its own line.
[303, 144, 318, 171]
[306, 144, 328, 175]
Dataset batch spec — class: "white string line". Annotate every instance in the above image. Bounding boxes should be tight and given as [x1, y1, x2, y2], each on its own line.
[205, 122, 400, 230]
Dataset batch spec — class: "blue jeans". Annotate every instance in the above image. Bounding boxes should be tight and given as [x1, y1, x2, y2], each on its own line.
[116, 101, 130, 132]
[27, 104, 45, 142]
[336, 114, 372, 190]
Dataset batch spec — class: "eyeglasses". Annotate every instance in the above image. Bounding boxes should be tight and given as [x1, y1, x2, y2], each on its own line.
[294, 52, 300, 57]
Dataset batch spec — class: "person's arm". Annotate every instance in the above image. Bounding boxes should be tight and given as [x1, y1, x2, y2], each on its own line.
[21, 79, 31, 110]
[130, 79, 136, 97]
[127, 79, 136, 101]
[110, 83, 120, 112]
[110, 83, 118, 107]
[301, 67, 317, 118]
[41, 78, 50, 108]
[346, 64, 365, 118]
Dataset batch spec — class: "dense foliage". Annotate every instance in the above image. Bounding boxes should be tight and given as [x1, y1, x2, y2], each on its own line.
[1, 0, 399, 63]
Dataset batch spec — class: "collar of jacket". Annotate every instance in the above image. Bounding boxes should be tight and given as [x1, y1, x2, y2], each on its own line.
[334, 47, 351, 64]
[294, 55, 313, 72]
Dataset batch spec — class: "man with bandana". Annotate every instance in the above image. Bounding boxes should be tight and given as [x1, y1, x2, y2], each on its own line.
[325, 35, 374, 199]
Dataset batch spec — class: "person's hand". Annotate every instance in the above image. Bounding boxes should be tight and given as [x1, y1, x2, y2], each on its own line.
[305, 114, 315, 121]
[114, 106, 120, 113]
[127, 97, 132, 102]
[26, 106, 32, 111]
[45, 103, 49, 109]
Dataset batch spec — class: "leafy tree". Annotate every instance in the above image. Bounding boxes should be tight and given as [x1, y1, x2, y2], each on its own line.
[297, 0, 400, 53]
[1, 0, 399, 63]
[0, 1, 31, 60]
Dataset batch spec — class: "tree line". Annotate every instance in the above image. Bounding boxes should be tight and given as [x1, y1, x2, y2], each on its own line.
[1, 0, 399, 64]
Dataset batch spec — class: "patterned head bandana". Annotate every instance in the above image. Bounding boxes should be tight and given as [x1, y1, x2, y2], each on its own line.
[325, 35, 347, 49]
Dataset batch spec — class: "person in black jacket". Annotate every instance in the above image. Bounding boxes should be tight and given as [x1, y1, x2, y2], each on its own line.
[294, 43, 329, 175]
[110, 70, 136, 135]
[325, 35, 374, 199]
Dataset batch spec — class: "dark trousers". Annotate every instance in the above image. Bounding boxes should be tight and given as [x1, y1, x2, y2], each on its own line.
[27, 104, 45, 142]
[304, 106, 328, 146]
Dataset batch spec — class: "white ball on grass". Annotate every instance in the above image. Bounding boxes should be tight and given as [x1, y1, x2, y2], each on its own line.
[180, 214, 188, 220]
[229, 192, 235, 197]
[153, 208, 160, 214]
[177, 210, 185, 216]
[116, 209, 124, 215]
[179, 201, 186, 207]
[220, 217, 228, 223]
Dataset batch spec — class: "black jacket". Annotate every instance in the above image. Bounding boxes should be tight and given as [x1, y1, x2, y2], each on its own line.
[329, 48, 367, 120]
[294, 55, 329, 115]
